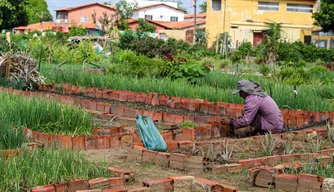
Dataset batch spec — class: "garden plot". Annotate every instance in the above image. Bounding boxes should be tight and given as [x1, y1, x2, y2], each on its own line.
[1, 85, 334, 191]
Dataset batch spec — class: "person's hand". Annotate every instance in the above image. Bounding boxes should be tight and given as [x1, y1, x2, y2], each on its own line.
[220, 118, 230, 125]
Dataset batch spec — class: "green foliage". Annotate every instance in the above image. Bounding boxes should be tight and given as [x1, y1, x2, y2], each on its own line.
[136, 18, 156, 34]
[199, 1, 207, 12]
[259, 64, 270, 77]
[170, 62, 210, 84]
[132, 37, 176, 58]
[194, 27, 208, 48]
[118, 29, 137, 50]
[116, 0, 138, 29]
[180, 120, 198, 129]
[0, 0, 27, 29]
[229, 50, 243, 63]
[108, 50, 157, 77]
[26, 0, 53, 24]
[263, 21, 283, 64]
[312, 0, 334, 32]
[237, 42, 253, 59]
[0, 119, 25, 150]
[68, 25, 87, 36]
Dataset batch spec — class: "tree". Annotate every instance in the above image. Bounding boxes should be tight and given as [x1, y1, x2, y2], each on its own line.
[312, 0, 334, 32]
[0, 0, 28, 29]
[26, 0, 53, 24]
[199, 2, 207, 13]
[116, 0, 138, 29]
[263, 21, 283, 64]
[136, 18, 156, 38]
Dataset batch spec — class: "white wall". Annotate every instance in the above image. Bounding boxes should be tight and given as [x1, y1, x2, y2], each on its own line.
[133, 5, 185, 22]
[126, 0, 178, 8]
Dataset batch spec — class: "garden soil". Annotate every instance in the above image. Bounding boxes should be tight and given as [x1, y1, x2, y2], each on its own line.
[83, 149, 271, 192]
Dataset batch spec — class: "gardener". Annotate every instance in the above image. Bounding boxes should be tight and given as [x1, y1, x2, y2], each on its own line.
[221, 80, 283, 136]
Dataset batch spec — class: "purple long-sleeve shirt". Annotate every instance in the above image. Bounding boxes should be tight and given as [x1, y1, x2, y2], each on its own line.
[230, 95, 283, 133]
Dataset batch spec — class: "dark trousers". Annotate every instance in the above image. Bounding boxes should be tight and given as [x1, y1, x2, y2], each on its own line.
[245, 129, 269, 136]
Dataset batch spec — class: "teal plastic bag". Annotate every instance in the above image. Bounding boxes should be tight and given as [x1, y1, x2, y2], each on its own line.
[136, 115, 167, 152]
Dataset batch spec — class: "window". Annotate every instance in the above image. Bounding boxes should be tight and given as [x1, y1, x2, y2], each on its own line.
[80, 16, 88, 22]
[258, 2, 279, 11]
[212, 0, 221, 11]
[287, 3, 313, 13]
[145, 15, 153, 20]
[170, 16, 178, 22]
[160, 15, 164, 19]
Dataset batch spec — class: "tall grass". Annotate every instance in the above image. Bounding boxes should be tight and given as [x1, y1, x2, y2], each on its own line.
[0, 148, 112, 191]
[0, 119, 25, 150]
[0, 92, 93, 136]
[44, 66, 334, 111]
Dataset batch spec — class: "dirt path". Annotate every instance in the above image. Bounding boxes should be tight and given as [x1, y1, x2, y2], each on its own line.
[83, 149, 271, 192]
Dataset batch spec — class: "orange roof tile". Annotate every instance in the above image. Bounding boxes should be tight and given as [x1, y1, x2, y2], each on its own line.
[127, 19, 171, 29]
[13, 26, 29, 30]
[28, 22, 56, 31]
[56, 2, 116, 11]
[163, 20, 206, 29]
[184, 12, 206, 19]
[136, 3, 187, 13]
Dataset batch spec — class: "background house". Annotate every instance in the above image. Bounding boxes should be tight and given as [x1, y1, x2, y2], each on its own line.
[14, 22, 56, 34]
[206, 0, 317, 48]
[158, 20, 206, 44]
[184, 12, 206, 21]
[132, 3, 186, 22]
[55, 2, 116, 28]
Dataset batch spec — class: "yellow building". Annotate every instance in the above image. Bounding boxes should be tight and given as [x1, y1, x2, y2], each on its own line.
[206, 0, 318, 48]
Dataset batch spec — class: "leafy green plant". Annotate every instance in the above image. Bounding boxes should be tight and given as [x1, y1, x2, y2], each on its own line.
[170, 62, 210, 84]
[68, 25, 87, 36]
[260, 132, 278, 156]
[237, 42, 253, 59]
[180, 120, 198, 129]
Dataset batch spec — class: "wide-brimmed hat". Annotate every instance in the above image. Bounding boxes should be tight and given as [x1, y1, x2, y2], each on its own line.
[232, 80, 267, 97]
[232, 80, 252, 95]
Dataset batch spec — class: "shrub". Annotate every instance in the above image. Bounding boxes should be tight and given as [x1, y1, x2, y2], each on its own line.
[170, 62, 210, 84]
[108, 50, 156, 77]
[237, 42, 253, 59]
[132, 37, 176, 58]
[229, 50, 243, 63]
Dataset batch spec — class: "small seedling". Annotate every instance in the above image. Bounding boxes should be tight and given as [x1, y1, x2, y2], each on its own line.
[307, 134, 322, 153]
[260, 131, 278, 156]
[179, 120, 198, 129]
[327, 122, 334, 147]
[284, 139, 295, 154]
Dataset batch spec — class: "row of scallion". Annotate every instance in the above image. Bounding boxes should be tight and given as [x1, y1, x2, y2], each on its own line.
[45, 69, 334, 112]
[0, 148, 112, 191]
[0, 92, 92, 150]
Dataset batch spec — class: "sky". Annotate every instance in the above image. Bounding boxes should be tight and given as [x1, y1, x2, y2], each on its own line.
[46, 0, 206, 20]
